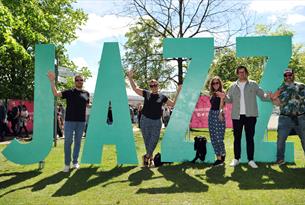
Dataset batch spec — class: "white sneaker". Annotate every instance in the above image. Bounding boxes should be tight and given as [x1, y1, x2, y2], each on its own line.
[248, 160, 258, 168]
[63, 165, 70, 172]
[230, 159, 240, 167]
[73, 163, 80, 169]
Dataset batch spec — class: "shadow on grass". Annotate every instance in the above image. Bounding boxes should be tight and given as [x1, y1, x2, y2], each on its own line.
[0, 170, 42, 190]
[136, 162, 209, 194]
[0, 170, 70, 198]
[128, 168, 154, 186]
[52, 165, 136, 197]
[230, 163, 305, 189]
[205, 165, 230, 184]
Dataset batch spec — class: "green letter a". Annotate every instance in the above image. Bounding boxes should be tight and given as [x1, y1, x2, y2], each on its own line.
[81, 42, 138, 165]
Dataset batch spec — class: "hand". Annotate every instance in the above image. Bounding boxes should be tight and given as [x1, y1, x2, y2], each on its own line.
[127, 70, 134, 79]
[47, 71, 56, 81]
[218, 112, 224, 122]
[216, 91, 226, 99]
[177, 84, 182, 91]
[270, 89, 282, 100]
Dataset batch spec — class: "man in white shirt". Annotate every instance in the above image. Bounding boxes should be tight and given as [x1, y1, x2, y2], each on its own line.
[218, 66, 271, 168]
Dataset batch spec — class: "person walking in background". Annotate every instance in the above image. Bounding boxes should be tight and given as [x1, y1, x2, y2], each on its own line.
[0, 100, 6, 142]
[217, 65, 271, 168]
[57, 105, 64, 138]
[48, 71, 90, 172]
[162, 105, 171, 127]
[10, 101, 20, 137]
[271, 69, 305, 165]
[137, 104, 143, 128]
[17, 103, 29, 138]
[127, 70, 182, 167]
[208, 76, 226, 167]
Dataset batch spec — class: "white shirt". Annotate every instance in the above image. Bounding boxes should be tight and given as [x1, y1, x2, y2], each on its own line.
[238, 81, 246, 115]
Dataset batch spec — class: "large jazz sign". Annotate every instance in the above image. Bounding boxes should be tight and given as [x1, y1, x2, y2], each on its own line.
[2, 36, 293, 165]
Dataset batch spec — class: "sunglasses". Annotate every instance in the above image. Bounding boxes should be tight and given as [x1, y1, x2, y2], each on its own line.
[284, 73, 293, 77]
[149, 84, 158, 88]
[75, 79, 84, 82]
[212, 81, 219, 85]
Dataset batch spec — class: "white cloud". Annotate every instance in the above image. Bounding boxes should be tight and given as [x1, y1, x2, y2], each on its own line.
[76, 13, 136, 43]
[286, 14, 305, 25]
[72, 57, 88, 68]
[84, 73, 97, 94]
[267, 15, 279, 23]
[249, 0, 305, 13]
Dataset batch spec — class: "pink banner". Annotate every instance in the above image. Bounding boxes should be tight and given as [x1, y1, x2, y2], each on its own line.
[7, 99, 34, 133]
[190, 96, 232, 128]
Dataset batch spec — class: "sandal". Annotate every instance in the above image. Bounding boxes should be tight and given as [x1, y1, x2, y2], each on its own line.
[149, 157, 155, 168]
[142, 154, 149, 167]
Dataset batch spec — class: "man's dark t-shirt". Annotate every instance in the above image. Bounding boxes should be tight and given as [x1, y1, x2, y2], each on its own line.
[142, 90, 168, 119]
[12, 106, 19, 119]
[62, 88, 89, 122]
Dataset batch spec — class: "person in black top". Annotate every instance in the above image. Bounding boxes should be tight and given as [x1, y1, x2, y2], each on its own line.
[127, 70, 182, 167]
[48, 71, 90, 172]
[208, 76, 226, 167]
[0, 100, 6, 141]
[137, 104, 143, 128]
[10, 101, 20, 136]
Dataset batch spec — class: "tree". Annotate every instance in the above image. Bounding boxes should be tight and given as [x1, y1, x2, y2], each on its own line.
[0, 0, 90, 100]
[255, 23, 305, 84]
[208, 23, 305, 92]
[124, 0, 253, 85]
[123, 19, 175, 89]
[209, 47, 264, 90]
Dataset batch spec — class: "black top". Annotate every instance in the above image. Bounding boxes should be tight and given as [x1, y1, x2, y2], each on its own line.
[210, 96, 221, 110]
[142, 90, 168, 119]
[0, 105, 6, 121]
[12, 106, 19, 118]
[62, 88, 89, 122]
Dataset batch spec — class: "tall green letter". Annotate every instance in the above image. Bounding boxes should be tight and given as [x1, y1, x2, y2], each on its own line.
[237, 36, 293, 162]
[2, 44, 55, 164]
[161, 38, 215, 162]
[81, 42, 138, 165]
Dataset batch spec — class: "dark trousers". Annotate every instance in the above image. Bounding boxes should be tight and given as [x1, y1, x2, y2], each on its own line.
[18, 122, 29, 137]
[0, 121, 5, 140]
[232, 115, 257, 161]
[11, 118, 19, 135]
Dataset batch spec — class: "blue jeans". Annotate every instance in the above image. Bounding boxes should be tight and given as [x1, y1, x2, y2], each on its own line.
[277, 114, 305, 161]
[64, 121, 86, 166]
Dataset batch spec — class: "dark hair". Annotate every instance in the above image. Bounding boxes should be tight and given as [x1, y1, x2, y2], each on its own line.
[236, 65, 249, 75]
[209, 76, 224, 96]
[74, 74, 83, 81]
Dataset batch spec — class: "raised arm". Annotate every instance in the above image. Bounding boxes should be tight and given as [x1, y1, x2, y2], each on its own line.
[127, 70, 143, 97]
[166, 84, 182, 107]
[47, 71, 62, 97]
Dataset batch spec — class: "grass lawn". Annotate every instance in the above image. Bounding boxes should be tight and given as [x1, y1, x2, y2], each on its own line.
[0, 129, 305, 205]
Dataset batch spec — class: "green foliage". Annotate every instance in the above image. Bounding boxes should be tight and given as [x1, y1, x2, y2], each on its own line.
[208, 48, 264, 91]
[290, 44, 305, 83]
[123, 19, 175, 90]
[208, 23, 305, 92]
[0, 0, 89, 100]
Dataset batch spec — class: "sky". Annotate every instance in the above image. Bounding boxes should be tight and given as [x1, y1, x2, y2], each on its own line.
[66, 0, 305, 94]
